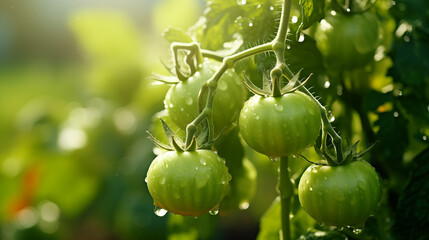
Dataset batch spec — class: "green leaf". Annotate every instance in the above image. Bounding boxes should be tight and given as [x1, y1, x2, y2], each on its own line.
[257, 197, 317, 240]
[394, 148, 429, 240]
[163, 27, 194, 44]
[257, 197, 282, 240]
[299, 0, 325, 31]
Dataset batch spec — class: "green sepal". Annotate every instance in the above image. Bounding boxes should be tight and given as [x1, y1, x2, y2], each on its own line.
[184, 136, 197, 151]
[172, 136, 185, 152]
[339, 141, 376, 165]
[146, 131, 174, 151]
[160, 118, 185, 147]
[242, 71, 271, 96]
[281, 69, 312, 95]
[147, 73, 180, 84]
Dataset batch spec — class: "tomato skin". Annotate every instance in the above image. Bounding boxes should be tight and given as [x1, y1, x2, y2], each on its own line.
[298, 160, 382, 227]
[239, 91, 321, 157]
[315, 11, 380, 70]
[146, 150, 230, 216]
[164, 59, 246, 135]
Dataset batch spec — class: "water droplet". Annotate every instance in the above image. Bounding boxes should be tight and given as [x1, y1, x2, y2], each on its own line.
[154, 206, 168, 217]
[269, 6, 274, 10]
[289, 213, 294, 219]
[291, 16, 298, 24]
[218, 80, 228, 91]
[353, 228, 363, 234]
[237, 0, 246, 5]
[144, 177, 148, 183]
[298, 33, 305, 42]
[239, 201, 250, 210]
[358, 180, 367, 190]
[256, 4, 261, 8]
[169, 103, 174, 108]
[274, 104, 283, 112]
[337, 227, 344, 231]
[200, 158, 207, 166]
[423, 135, 428, 141]
[248, 22, 253, 27]
[209, 206, 219, 215]
[393, 111, 399, 117]
[269, 157, 280, 162]
[324, 80, 331, 88]
[194, 71, 200, 77]
[186, 97, 193, 105]
[309, 186, 313, 191]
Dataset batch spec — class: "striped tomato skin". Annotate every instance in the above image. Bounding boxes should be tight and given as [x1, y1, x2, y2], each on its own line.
[146, 150, 230, 216]
[239, 91, 321, 158]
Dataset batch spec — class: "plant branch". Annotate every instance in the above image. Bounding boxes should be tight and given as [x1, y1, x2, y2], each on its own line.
[278, 156, 294, 240]
[184, 43, 272, 147]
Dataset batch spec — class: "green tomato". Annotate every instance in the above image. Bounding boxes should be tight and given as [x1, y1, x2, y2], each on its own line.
[315, 11, 380, 70]
[146, 150, 231, 216]
[239, 91, 321, 157]
[164, 59, 246, 136]
[298, 160, 382, 228]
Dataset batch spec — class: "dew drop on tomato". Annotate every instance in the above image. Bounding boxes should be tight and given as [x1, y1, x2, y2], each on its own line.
[209, 206, 219, 215]
[154, 206, 168, 217]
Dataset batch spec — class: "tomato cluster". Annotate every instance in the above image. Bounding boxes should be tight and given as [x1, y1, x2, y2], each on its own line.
[146, 27, 381, 229]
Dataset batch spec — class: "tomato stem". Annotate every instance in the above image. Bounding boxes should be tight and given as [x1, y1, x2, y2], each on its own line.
[184, 43, 272, 148]
[278, 156, 294, 240]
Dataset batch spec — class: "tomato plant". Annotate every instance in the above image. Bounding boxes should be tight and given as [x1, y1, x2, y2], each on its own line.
[239, 91, 321, 157]
[298, 160, 381, 228]
[315, 10, 380, 70]
[164, 58, 245, 136]
[146, 149, 230, 217]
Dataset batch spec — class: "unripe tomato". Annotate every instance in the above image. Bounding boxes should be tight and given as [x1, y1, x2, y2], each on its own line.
[239, 91, 321, 157]
[315, 11, 380, 70]
[164, 59, 246, 136]
[146, 150, 231, 216]
[298, 160, 382, 227]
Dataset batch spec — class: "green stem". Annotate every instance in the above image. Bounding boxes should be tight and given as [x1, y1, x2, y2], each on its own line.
[278, 157, 294, 240]
[184, 43, 272, 147]
[201, 49, 224, 62]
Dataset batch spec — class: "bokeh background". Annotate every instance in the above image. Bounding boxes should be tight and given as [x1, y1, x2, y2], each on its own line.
[0, 0, 280, 239]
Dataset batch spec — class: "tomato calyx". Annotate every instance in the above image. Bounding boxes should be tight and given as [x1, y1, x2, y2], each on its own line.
[321, 140, 376, 166]
[147, 118, 220, 152]
[241, 69, 312, 97]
